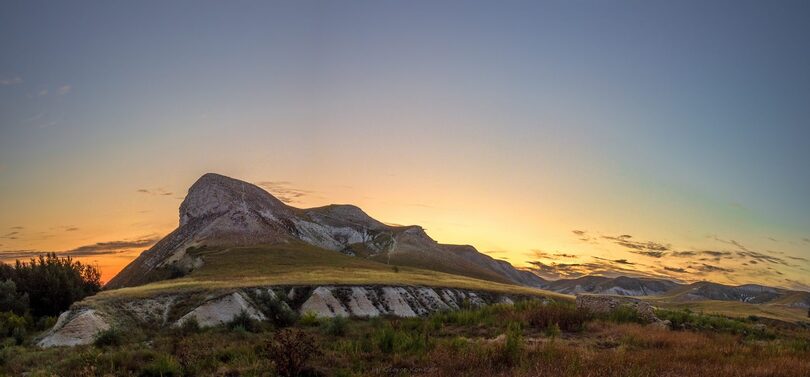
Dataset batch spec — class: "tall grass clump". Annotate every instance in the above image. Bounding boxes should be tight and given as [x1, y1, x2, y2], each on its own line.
[266, 328, 319, 377]
[520, 299, 590, 332]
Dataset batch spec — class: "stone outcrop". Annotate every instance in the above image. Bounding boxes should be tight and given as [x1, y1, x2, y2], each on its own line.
[575, 294, 660, 323]
[39, 285, 532, 347]
[298, 286, 491, 318]
[175, 292, 266, 327]
[38, 309, 110, 348]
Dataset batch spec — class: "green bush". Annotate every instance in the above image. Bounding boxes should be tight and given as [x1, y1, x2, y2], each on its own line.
[322, 315, 348, 336]
[298, 311, 320, 327]
[503, 322, 523, 365]
[227, 310, 262, 333]
[0, 311, 28, 342]
[94, 327, 124, 347]
[608, 304, 647, 324]
[252, 290, 298, 328]
[176, 316, 201, 335]
[655, 308, 772, 339]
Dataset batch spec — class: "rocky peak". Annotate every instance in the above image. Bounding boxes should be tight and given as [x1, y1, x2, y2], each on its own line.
[179, 173, 290, 226]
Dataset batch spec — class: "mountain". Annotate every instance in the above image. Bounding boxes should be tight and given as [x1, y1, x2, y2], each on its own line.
[660, 282, 810, 308]
[539, 275, 810, 309]
[107, 173, 546, 289]
[544, 276, 680, 296]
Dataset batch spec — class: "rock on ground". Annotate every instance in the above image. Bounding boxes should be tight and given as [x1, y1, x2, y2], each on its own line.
[575, 294, 660, 323]
[175, 292, 266, 327]
[38, 309, 110, 348]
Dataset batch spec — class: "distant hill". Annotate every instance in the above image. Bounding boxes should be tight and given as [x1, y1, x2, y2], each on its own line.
[543, 276, 680, 296]
[540, 275, 810, 309]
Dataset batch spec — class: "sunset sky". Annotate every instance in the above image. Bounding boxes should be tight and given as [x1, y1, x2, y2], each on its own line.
[1, 1, 809, 288]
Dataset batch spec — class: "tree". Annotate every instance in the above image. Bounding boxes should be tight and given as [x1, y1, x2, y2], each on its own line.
[0, 253, 102, 317]
[0, 280, 29, 315]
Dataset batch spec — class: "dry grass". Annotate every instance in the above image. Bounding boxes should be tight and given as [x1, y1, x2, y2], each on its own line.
[4, 298, 810, 376]
[88, 243, 568, 303]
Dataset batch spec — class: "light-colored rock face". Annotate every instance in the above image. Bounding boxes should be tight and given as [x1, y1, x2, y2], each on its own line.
[42, 285, 532, 347]
[175, 292, 266, 327]
[297, 286, 507, 318]
[575, 294, 659, 323]
[38, 309, 110, 348]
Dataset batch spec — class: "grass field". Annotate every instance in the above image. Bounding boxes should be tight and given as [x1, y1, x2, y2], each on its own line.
[89, 243, 569, 302]
[4, 299, 810, 376]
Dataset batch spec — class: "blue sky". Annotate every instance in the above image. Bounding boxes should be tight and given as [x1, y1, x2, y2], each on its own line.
[1, 1, 809, 286]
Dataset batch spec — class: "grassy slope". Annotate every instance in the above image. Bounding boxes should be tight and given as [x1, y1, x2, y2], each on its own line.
[641, 284, 809, 323]
[91, 242, 569, 302]
[645, 296, 809, 323]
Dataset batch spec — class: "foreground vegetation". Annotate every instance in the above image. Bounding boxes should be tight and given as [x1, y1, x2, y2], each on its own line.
[0, 254, 102, 346]
[3, 298, 809, 377]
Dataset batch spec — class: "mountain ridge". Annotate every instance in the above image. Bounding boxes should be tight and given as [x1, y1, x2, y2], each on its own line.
[107, 173, 547, 289]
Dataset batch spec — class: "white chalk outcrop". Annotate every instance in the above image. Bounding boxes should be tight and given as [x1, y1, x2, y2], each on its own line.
[38, 309, 110, 348]
[40, 285, 529, 347]
[175, 292, 266, 327]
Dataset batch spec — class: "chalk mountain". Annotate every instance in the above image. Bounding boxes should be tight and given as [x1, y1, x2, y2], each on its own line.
[107, 173, 546, 289]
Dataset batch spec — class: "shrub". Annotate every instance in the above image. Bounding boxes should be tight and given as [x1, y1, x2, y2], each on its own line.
[0, 311, 28, 341]
[94, 327, 123, 347]
[177, 316, 201, 335]
[253, 291, 298, 328]
[140, 354, 182, 377]
[522, 300, 589, 332]
[0, 280, 28, 315]
[322, 315, 348, 336]
[503, 322, 523, 365]
[298, 311, 320, 327]
[545, 322, 561, 339]
[228, 310, 262, 333]
[266, 328, 319, 377]
[608, 304, 647, 324]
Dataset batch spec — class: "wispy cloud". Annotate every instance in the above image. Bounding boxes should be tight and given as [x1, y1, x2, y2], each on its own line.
[255, 181, 315, 204]
[0, 235, 160, 261]
[601, 234, 670, 258]
[136, 188, 173, 196]
[664, 266, 687, 273]
[694, 263, 734, 273]
[57, 85, 72, 95]
[526, 256, 649, 280]
[0, 231, 20, 240]
[531, 249, 577, 259]
[0, 76, 22, 86]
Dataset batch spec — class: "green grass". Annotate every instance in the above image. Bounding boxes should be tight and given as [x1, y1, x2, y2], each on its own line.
[89, 242, 569, 303]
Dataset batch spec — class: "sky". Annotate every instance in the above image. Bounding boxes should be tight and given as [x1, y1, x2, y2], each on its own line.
[1, 1, 809, 287]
